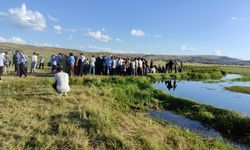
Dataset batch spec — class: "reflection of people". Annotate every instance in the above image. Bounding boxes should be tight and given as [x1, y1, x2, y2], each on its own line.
[173, 80, 177, 91]
[53, 66, 70, 96]
[165, 80, 173, 91]
[165, 80, 177, 91]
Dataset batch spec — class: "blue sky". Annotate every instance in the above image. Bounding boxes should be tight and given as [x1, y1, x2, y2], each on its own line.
[0, 0, 250, 60]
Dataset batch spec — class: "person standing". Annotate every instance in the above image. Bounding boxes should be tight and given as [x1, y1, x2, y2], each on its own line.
[138, 58, 143, 75]
[135, 58, 139, 75]
[131, 58, 136, 76]
[105, 56, 112, 75]
[118, 57, 123, 75]
[18, 51, 28, 77]
[168, 59, 173, 73]
[78, 53, 85, 76]
[89, 55, 96, 75]
[51, 55, 57, 72]
[30, 52, 38, 74]
[180, 60, 183, 72]
[61, 54, 68, 73]
[4, 51, 10, 75]
[150, 59, 153, 69]
[144, 60, 149, 76]
[39, 56, 45, 69]
[53, 66, 70, 96]
[13, 50, 20, 76]
[174, 59, 178, 73]
[0, 50, 6, 82]
[68, 53, 75, 77]
[111, 56, 116, 75]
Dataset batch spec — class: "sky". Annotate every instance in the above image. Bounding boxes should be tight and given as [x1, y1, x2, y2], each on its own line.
[0, 0, 250, 60]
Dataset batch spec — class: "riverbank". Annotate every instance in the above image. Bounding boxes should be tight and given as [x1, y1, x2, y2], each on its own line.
[154, 89, 250, 145]
[0, 76, 233, 149]
[225, 86, 250, 94]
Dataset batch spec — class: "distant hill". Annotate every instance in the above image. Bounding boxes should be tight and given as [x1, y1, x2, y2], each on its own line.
[0, 42, 249, 65]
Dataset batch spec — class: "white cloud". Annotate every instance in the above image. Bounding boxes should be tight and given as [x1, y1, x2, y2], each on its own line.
[230, 17, 237, 20]
[131, 29, 145, 37]
[0, 4, 46, 31]
[180, 43, 198, 51]
[0, 36, 26, 44]
[47, 14, 58, 22]
[102, 28, 106, 31]
[115, 38, 123, 42]
[88, 31, 112, 42]
[230, 17, 243, 21]
[54, 25, 62, 34]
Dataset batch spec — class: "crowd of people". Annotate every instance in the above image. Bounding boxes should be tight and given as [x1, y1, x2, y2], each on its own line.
[0, 50, 45, 81]
[49, 53, 184, 77]
[0, 49, 184, 95]
[155, 59, 183, 74]
[50, 53, 153, 77]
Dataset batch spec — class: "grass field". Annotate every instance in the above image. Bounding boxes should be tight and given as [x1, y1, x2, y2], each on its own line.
[0, 75, 236, 149]
[1, 56, 250, 149]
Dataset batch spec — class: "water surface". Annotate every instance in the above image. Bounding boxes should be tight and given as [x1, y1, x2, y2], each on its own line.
[148, 110, 220, 138]
[154, 79, 250, 115]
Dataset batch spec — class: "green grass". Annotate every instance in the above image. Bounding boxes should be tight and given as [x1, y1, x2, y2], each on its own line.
[148, 66, 225, 81]
[225, 86, 250, 94]
[153, 89, 250, 145]
[0, 76, 234, 149]
[149, 64, 250, 81]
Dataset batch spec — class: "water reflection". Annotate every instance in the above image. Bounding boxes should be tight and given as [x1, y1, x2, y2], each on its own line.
[155, 80, 250, 115]
[165, 80, 177, 91]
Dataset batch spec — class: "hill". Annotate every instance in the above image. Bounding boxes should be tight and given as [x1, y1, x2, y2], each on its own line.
[0, 42, 249, 65]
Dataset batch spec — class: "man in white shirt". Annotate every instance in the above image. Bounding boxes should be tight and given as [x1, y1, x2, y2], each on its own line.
[135, 58, 139, 75]
[30, 52, 38, 74]
[0, 50, 6, 82]
[131, 59, 136, 76]
[89, 55, 96, 75]
[53, 66, 70, 96]
[151, 67, 156, 74]
[4, 51, 10, 75]
[138, 58, 143, 75]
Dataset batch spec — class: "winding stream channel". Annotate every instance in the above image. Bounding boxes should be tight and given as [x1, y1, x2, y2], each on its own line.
[150, 74, 250, 149]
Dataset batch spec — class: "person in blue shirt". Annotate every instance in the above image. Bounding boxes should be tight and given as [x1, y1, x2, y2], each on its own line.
[105, 56, 112, 75]
[68, 53, 75, 76]
[51, 55, 57, 72]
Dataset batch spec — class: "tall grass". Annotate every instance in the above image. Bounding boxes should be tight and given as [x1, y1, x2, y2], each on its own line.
[0, 76, 233, 149]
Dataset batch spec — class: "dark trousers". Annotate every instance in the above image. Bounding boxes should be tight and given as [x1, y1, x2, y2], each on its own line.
[0, 66, 3, 79]
[111, 68, 116, 75]
[19, 63, 27, 77]
[69, 65, 74, 76]
[14, 62, 19, 75]
[52, 82, 59, 93]
[39, 63, 44, 69]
